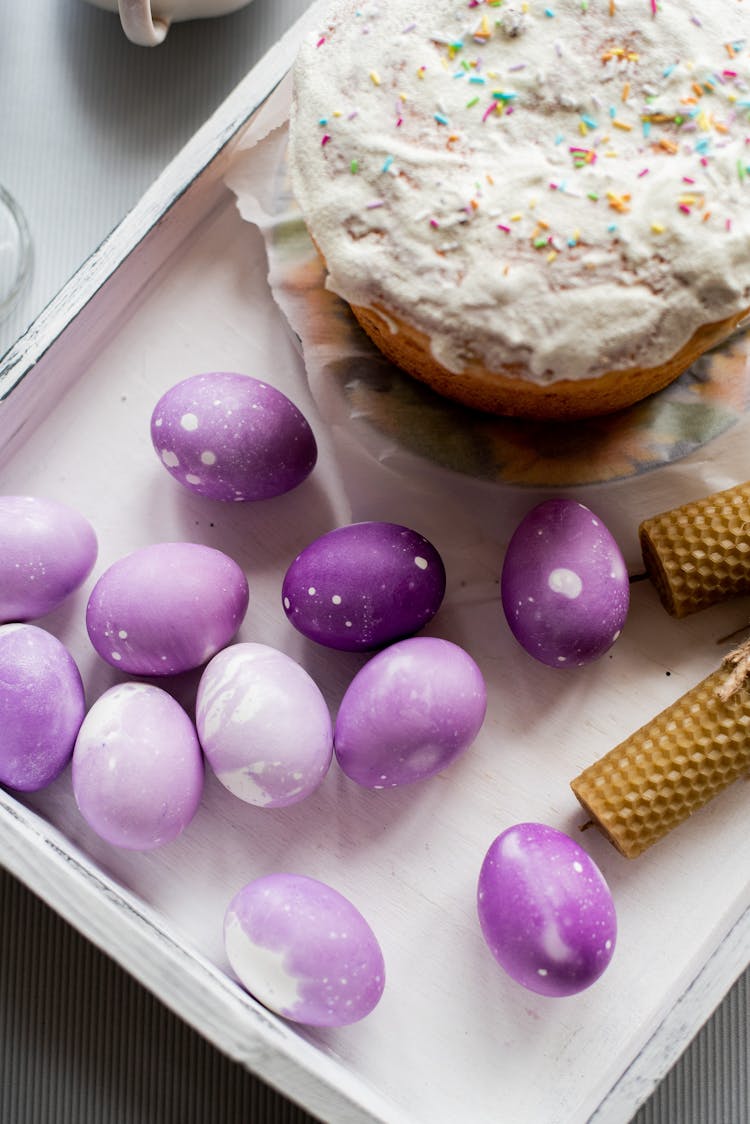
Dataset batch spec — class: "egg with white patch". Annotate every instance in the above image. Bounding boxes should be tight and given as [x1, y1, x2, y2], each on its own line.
[224, 873, 385, 1026]
[334, 635, 487, 788]
[477, 822, 617, 997]
[282, 522, 446, 651]
[501, 498, 629, 668]
[72, 681, 204, 850]
[86, 542, 249, 675]
[0, 495, 97, 623]
[0, 623, 86, 791]
[150, 371, 317, 501]
[196, 642, 333, 807]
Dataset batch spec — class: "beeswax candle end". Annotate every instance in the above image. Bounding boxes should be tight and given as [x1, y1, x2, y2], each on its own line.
[570, 783, 641, 858]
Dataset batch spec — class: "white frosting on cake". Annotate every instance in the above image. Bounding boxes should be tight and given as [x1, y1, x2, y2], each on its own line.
[289, 0, 750, 384]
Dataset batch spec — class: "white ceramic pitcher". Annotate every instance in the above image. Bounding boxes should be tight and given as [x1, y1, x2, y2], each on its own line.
[85, 0, 253, 46]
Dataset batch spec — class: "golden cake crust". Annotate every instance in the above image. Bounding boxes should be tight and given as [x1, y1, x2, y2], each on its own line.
[350, 301, 750, 420]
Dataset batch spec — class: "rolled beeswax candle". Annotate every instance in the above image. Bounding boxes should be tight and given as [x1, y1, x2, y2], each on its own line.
[639, 480, 750, 618]
[571, 665, 750, 858]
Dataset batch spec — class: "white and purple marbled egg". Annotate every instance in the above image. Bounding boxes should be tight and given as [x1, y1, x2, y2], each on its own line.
[501, 499, 629, 668]
[86, 542, 249, 675]
[150, 371, 317, 501]
[282, 522, 446, 651]
[196, 643, 333, 807]
[224, 873, 385, 1026]
[72, 682, 204, 850]
[334, 636, 487, 788]
[0, 623, 85, 792]
[0, 495, 98, 623]
[477, 823, 617, 997]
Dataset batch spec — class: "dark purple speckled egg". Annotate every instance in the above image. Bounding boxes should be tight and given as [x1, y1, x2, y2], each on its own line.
[282, 522, 446, 651]
[501, 498, 629, 668]
[151, 371, 317, 501]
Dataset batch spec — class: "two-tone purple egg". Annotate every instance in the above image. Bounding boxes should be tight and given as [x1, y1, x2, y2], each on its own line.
[196, 643, 333, 808]
[477, 823, 617, 997]
[224, 873, 385, 1027]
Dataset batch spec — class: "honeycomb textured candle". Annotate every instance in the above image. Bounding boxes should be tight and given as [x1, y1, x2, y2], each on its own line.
[640, 481, 750, 617]
[571, 668, 750, 858]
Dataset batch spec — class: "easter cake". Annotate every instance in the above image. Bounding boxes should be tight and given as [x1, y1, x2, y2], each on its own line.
[288, 0, 750, 419]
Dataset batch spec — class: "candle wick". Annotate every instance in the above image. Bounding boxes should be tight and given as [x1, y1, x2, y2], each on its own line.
[716, 622, 750, 645]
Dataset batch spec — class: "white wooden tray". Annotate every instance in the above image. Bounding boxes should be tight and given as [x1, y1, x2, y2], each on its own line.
[1, 5, 749, 1122]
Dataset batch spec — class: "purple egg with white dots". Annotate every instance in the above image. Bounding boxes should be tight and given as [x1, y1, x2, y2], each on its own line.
[334, 636, 487, 788]
[282, 522, 446, 651]
[196, 642, 333, 808]
[72, 682, 204, 851]
[224, 873, 385, 1027]
[0, 495, 97, 623]
[150, 371, 317, 501]
[86, 542, 249, 676]
[501, 498, 629, 668]
[477, 823, 617, 997]
[0, 623, 85, 792]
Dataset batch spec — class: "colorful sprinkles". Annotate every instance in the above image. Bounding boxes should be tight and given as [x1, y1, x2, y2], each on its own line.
[310, 0, 750, 262]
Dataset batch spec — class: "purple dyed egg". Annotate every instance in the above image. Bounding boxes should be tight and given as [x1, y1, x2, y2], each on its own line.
[150, 371, 317, 501]
[196, 642, 333, 807]
[0, 623, 85, 792]
[477, 823, 617, 997]
[501, 498, 629, 668]
[282, 522, 446, 651]
[72, 682, 204, 850]
[334, 636, 486, 788]
[0, 495, 97, 623]
[86, 542, 249, 675]
[224, 873, 385, 1026]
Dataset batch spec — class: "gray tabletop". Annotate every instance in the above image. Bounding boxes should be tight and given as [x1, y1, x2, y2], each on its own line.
[1, 2, 748, 1122]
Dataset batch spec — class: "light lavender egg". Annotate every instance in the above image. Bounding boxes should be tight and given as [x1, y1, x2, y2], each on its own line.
[282, 522, 446, 651]
[0, 623, 85, 792]
[477, 823, 617, 997]
[196, 642, 333, 808]
[501, 498, 629, 668]
[86, 542, 249, 675]
[334, 636, 487, 788]
[150, 371, 317, 501]
[0, 495, 97, 623]
[72, 682, 204, 850]
[224, 873, 385, 1026]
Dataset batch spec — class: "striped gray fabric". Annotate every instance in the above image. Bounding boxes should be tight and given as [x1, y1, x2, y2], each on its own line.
[1, 868, 747, 1124]
[0, 869, 318, 1124]
[633, 968, 749, 1124]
